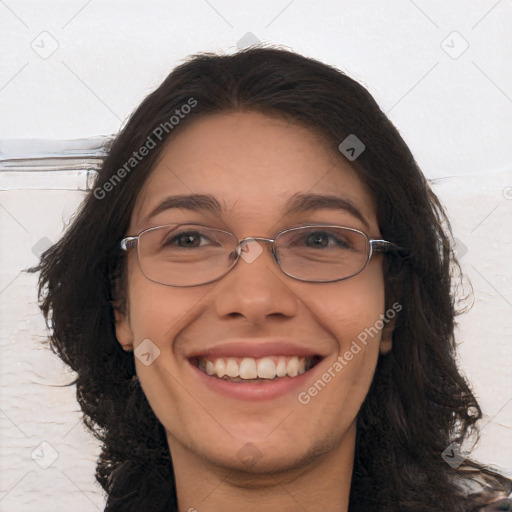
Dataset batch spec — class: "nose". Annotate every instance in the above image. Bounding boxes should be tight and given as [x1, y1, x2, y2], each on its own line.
[213, 238, 299, 324]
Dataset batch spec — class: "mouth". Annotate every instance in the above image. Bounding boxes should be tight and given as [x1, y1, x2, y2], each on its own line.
[191, 354, 324, 383]
[186, 340, 327, 401]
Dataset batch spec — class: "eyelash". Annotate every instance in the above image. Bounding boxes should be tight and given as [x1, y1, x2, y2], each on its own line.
[161, 228, 353, 250]
[163, 231, 211, 247]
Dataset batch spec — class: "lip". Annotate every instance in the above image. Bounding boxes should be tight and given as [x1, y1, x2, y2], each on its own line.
[190, 362, 323, 401]
[187, 340, 323, 360]
[186, 340, 326, 401]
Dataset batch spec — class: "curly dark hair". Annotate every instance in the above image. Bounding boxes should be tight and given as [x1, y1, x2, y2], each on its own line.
[33, 47, 510, 511]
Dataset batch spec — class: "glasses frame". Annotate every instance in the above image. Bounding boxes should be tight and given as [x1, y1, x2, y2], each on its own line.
[120, 223, 399, 287]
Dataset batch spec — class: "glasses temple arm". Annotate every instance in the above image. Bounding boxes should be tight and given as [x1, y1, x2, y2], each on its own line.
[370, 240, 402, 253]
[120, 236, 138, 251]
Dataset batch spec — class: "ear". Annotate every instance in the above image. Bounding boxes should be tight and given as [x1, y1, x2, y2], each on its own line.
[114, 307, 134, 351]
[380, 271, 402, 355]
[379, 316, 395, 355]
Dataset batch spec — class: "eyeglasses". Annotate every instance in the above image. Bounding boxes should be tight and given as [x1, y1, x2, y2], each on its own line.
[120, 223, 398, 287]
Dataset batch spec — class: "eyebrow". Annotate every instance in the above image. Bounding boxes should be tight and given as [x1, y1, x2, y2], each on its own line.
[143, 194, 222, 225]
[284, 193, 370, 229]
[143, 192, 370, 229]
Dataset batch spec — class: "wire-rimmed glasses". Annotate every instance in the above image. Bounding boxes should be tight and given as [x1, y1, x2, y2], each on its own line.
[120, 223, 399, 287]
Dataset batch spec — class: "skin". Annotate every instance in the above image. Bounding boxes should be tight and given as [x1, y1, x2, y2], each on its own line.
[115, 111, 393, 512]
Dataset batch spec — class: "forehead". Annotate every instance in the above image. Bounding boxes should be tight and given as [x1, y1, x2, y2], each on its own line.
[131, 111, 377, 231]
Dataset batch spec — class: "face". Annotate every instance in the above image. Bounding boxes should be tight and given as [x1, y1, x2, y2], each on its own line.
[115, 111, 392, 477]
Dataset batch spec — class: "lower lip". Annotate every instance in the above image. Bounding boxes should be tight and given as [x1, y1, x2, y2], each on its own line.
[189, 361, 321, 401]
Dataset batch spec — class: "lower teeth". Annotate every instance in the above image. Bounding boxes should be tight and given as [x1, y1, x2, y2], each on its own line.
[220, 375, 287, 383]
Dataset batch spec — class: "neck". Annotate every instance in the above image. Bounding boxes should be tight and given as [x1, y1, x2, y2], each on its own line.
[169, 422, 356, 512]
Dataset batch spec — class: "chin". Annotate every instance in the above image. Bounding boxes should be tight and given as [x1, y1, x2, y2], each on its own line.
[188, 430, 335, 477]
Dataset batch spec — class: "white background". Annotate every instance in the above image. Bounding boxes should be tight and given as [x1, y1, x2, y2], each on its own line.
[1, 1, 511, 510]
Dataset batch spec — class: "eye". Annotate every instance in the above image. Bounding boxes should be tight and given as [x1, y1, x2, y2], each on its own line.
[163, 230, 212, 248]
[304, 230, 351, 249]
[306, 231, 336, 248]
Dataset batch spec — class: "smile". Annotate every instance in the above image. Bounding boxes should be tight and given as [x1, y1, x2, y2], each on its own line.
[194, 355, 322, 382]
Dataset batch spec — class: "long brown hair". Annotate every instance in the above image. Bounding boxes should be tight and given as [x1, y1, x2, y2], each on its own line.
[34, 47, 510, 511]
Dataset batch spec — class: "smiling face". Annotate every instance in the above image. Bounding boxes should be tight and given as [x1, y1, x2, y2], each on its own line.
[115, 111, 391, 482]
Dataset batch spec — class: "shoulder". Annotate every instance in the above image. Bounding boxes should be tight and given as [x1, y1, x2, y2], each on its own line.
[452, 463, 512, 511]
[476, 497, 512, 511]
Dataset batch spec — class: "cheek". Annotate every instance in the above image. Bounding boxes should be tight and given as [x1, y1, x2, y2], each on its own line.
[124, 274, 211, 425]
[305, 260, 386, 344]
[125, 256, 206, 347]
[124, 261, 211, 370]
[298, 261, 386, 406]
[128, 288, 209, 363]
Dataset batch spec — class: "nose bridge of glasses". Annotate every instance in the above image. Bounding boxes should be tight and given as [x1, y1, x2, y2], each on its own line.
[238, 235, 275, 246]
[235, 236, 277, 259]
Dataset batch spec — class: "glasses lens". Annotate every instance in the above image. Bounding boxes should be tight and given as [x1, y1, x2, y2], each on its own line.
[137, 225, 238, 286]
[275, 226, 369, 282]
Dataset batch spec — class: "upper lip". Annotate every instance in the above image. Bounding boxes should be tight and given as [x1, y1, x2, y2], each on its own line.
[187, 340, 326, 360]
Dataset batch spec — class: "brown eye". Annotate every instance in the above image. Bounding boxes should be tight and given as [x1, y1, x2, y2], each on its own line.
[306, 232, 332, 248]
[162, 231, 211, 249]
[302, 230, 351, 250]
[174, 233, 202, 247]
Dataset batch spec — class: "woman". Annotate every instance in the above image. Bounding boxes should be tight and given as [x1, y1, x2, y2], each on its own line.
[34, 47, 511, 511]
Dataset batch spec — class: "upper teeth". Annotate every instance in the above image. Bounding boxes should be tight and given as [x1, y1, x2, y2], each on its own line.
[199, 356, 308, 380]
